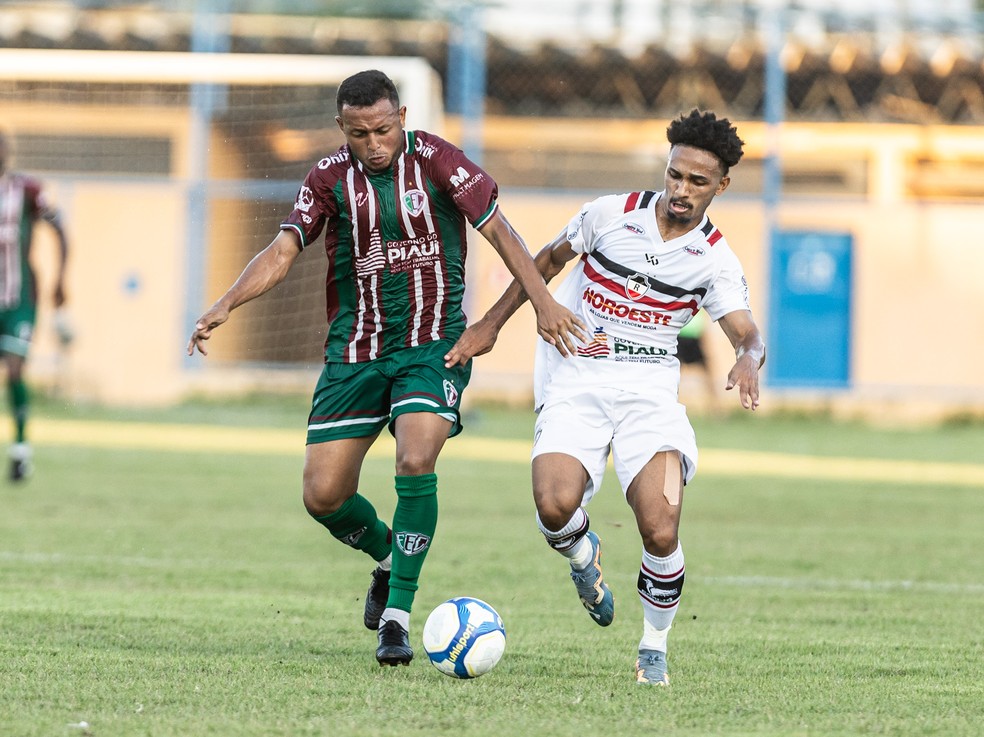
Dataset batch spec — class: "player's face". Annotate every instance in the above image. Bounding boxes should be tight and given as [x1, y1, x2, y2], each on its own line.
[659, 144, 730, 228]
[336, 99, 407, 174]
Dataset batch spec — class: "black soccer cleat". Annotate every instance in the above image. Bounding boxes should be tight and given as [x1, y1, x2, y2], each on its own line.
[8, 443, 33, 482]
[364, 566, 391, 630]
[375, 620, 413, 667]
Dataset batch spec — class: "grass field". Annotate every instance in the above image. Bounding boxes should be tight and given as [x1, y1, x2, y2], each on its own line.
[2, 397, 983, 736]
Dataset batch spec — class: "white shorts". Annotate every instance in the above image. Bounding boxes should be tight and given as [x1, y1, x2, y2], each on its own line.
[531, 386, 698, 505]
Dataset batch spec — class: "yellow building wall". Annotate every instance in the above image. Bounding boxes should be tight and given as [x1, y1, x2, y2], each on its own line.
[14, 111, 984, 419]
[32, 182, 187, 404]
[465, 192, 984, 418]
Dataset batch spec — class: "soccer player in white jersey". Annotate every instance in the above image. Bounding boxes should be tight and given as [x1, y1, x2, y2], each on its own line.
[445, 109, 766, 685]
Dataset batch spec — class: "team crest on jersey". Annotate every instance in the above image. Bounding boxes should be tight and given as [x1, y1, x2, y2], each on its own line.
[623, 222, 645, 235]
[396, 531, 431, 556]
[295, 185, 314, 212]
[443, 379, 459, 407]
[625, 273, 651, 301]
[403, 189, 427, 216]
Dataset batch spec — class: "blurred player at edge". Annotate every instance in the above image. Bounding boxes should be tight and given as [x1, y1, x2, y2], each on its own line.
[187, 70, 584, 667]
[444, 109, 766, 685]
[0, 131, 70, 482]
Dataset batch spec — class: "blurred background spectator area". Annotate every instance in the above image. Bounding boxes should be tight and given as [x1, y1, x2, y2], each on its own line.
[2, 0, 983, 420]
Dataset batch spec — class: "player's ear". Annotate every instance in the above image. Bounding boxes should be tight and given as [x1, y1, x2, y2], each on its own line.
[716, 175, 731, 195]
[335, 115, 344, 132]
[398, 106, 407, 126]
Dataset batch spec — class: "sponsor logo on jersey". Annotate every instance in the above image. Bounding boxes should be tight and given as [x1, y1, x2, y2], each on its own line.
[645, 254, 659, 266]
[402, 188, 427, 216]
[576, 327, 610, 358]
[450, 166, 471, 187]
[582, 287, 671, 326]
[415, 138, 436, 159]
[317, 150, 350, 169]
[625, 273, 650, 301]
[450, 170, 487, 202]
[613, 339, 667, 356]
[386, 232, 442, 273]
[567, 212, 587, 243]
[685, 245, 705, 256]
[355, 232, 386, 277]
[443, 379, 459, 407]
[355, 192, 369, 208]
[623, 222, 645, 235]
[396, 531, 431, 556]
[295, 185, 314, 212]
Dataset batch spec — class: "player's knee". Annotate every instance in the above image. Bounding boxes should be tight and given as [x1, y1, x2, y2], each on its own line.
[641, 526, 679, 557]
[394, 449, 437, 477]
[533, 492, 578, 532]
[302, 473, 346, 517]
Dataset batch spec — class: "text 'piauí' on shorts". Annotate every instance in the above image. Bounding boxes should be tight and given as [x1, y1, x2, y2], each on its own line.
[306, 339, 472, 445]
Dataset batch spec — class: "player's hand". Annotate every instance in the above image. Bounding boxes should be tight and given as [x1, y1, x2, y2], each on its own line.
[534, 301, 586, 358]
[53, 308, 75, 347]
[187, 305, 230, 357]
[444, 319, 499, 368]
[725, 353, 761, 410]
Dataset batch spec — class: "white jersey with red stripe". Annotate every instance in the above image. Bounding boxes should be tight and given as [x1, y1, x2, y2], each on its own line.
[533, 189, 750, 410]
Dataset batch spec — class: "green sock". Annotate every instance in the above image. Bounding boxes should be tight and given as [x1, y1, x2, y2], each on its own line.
[312, 493, 391, 562]
[8, 379, 28, 444]
[387, 473, 438, 613]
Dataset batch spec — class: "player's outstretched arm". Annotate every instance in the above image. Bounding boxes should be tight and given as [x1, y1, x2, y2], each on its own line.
[718, 309, 766, 411]
[444, 225, 583, 368]
[472, 213, 585, 352]
[187, 229, 302, 356]
[40, 208, 69, 307]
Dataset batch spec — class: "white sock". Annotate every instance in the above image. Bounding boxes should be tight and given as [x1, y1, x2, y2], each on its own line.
[537, 508, 593, 568]
[376, 554, 392, 572]
[638, 542, 685, 652]
[380, 607, 409, 631]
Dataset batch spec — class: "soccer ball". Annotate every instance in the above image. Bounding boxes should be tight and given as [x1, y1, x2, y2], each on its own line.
[422, 597, 506, 679]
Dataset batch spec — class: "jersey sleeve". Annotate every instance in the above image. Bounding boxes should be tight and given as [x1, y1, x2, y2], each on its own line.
[422, 133, 500, 229]
[280, 164, 335, 249]
[702, 242, 751, 321]
[564, 193, 626, 254]
[21, 176, 46, 220]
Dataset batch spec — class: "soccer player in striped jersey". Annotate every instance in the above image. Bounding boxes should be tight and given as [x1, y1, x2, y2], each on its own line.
[187, 70, 584, 666]
[0, 131, 70, 482]
[445, 109, 766, 685]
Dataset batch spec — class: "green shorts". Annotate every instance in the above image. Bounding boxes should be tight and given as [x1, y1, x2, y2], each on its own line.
[0, 302, 36, 358]
[306, 339, 472, 445]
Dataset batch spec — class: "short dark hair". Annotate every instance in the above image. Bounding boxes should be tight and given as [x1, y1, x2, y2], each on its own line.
[336, 70, 400, 114]
[666, 109, 745, 173]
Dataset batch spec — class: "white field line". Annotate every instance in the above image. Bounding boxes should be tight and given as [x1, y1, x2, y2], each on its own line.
[26, 417, 984, 488]
[702, 575, 984, 596]
[2, 550, 981, 597]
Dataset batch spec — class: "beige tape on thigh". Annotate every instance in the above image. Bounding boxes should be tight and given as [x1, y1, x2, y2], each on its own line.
[662, 452, 682, 507]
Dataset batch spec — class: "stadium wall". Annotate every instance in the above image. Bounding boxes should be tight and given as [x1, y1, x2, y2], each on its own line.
[14, 111, 984, 420]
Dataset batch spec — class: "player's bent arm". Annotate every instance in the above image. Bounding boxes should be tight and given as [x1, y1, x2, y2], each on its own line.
[478, 211, 558, 312]
[480, 229, 575, 333]
[40, 208, 69, 306]
[187, 229, 302, 356]
[444, 228, 580, 367]
[717, 309, 766, 410]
